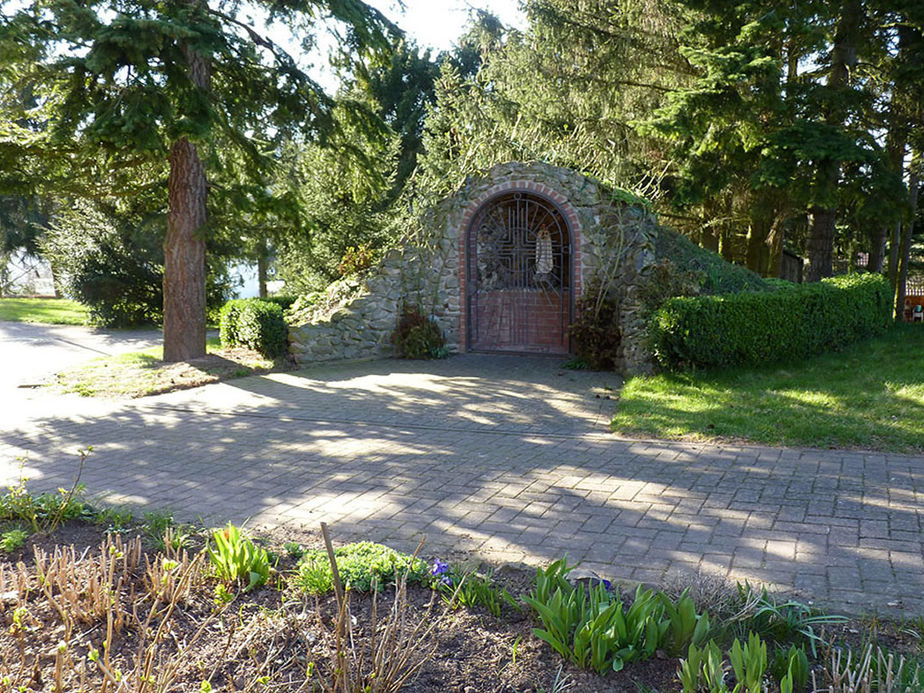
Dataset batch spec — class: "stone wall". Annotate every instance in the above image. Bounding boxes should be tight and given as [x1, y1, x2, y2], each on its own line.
[288, 161, 664, 374]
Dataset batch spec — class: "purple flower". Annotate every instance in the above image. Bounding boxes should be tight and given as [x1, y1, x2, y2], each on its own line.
[440, 575, 453, 587]
[430, 559, 449, 576]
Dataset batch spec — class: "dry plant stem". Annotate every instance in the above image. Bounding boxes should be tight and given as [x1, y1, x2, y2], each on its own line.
[90, 551, 216, 693]
[814, 642, 919, 693]
[315, 531, 452, 693]
[320, 522, 344, 609]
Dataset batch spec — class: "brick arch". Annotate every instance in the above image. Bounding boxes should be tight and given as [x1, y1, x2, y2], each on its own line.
[458, 180, 584, 353]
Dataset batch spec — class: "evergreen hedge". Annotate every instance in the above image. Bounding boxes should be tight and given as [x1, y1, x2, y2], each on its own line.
[219, 298, 288, 358]
[648, 274, 892, 370]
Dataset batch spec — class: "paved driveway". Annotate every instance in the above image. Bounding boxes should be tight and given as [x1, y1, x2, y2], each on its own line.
[1, 355, 921, 616]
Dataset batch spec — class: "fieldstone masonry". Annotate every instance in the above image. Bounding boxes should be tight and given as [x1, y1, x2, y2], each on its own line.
[289, 161, 667, 373]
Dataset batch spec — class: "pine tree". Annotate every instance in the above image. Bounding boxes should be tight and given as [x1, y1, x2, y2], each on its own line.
[0, 1, 393, 359]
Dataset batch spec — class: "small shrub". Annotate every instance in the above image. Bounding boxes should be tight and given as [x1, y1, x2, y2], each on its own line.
[295, 542, 428, 595]
[1, 481, 88, 534]
[391, 304, 447, 359]
[337, 244, 376, 277]
[648, 274, 892, 370]
[0, 528, 28, 553]
[207, 524, 270, 592]
[218, 298, 288, 358]
[567, 282, 621, 370]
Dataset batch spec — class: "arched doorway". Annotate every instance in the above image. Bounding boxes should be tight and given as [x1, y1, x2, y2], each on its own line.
[466, 191, 573, 354]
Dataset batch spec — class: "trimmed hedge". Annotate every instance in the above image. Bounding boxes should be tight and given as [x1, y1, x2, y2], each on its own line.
[263, 294, 297, 311]
[648, 274, 892, 370]
[219, 298, 288, 358]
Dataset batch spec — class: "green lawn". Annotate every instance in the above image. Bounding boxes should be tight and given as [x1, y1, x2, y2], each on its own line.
[0, 297, 90, 325]
[612, 324, 924, 452]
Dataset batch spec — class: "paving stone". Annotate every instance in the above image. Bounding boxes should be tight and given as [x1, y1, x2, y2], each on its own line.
[3, 354, 922, 617]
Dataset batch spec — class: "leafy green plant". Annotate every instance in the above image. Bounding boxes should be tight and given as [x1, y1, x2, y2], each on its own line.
[263, 294, 297, 311]
[660, 588, 711, 656]
[771, 645, 809, 692]
[1, 451, 91, 535]
[296, 554, 334, 595]
[295, 541, 428, 595]
[141, 509, 193, 552]
[207, 524, 270, 592]
[219, 298, 288, 358]
[561, 356, 589, 370]
[391, 304, 447, 359]
[679, 634, 768, 693]
[524, 559, 674, 675]
[284, 541, 304, 560]
[678, 640, 727, 693]
[729, 632, 767, 693]
[0, 528, 28, 553]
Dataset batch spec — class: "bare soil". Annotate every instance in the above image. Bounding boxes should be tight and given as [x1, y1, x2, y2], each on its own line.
[1, 523, 919, 692]
[0, 522, 678, 692]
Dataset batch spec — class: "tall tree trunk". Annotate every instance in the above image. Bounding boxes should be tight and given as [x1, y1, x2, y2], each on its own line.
[869, 27, 912, 274]
[701, 199, 720, 252]
[895, 150, 921, 318]
[766, 214, 786, 277]
[888, 219, 902, 290]
[164, 138, 207, 361]
[746, 216, 769, 274]
[805, 0, 862, 282]
[747, 190, 786, 276]
[163, 27, 210, 362]
[257, 237, 269, 298]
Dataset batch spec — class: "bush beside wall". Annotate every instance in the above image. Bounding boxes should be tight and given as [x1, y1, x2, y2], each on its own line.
[219, 299, 288, 358]
[648, 274, 892, 370]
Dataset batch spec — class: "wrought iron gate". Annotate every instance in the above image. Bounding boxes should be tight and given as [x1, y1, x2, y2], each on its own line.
[467, 192, 572, 353]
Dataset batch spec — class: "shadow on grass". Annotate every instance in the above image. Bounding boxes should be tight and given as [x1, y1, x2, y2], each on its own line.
[613, 325, 924, 452]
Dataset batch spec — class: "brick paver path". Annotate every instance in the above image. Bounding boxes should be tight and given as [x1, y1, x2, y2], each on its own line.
[2, 355, 922, 616]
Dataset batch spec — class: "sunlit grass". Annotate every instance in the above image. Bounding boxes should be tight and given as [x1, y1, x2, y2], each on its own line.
[612, 324, 924, 452]
[0, 297, 90, 325]
[54, 337, 278, 398]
